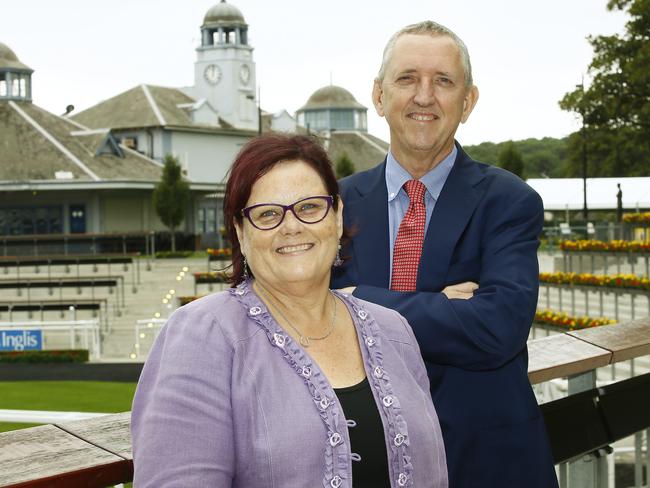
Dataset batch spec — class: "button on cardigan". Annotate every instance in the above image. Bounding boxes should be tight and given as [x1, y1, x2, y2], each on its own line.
[131, 279, 447, 488]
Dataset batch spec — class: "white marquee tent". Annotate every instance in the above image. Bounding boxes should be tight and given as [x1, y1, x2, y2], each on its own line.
[526, 177, 650, 212]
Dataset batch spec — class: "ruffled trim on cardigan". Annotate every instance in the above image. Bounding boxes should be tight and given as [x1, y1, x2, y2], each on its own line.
[230, 279, 414, 488]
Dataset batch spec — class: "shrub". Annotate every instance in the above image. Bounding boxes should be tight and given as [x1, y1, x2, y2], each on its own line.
[0, 349, 89, 363]
[155, 250, 195, 259]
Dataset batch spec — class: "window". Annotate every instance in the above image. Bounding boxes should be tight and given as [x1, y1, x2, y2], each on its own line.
[121, 137, 138, 150]
[0, 206, 63, 235]
[305, 111, 329, 132]
[331, 110, 354, 130]
[197, 208, 206, 233]
[0, 73, 6, 97]
[207, 208, 216, 233]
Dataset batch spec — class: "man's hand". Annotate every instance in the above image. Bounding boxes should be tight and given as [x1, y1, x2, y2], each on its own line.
[442, 281, 478, 300]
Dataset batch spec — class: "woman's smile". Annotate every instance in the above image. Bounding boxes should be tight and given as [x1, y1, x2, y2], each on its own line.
[276, 243, 314, 254]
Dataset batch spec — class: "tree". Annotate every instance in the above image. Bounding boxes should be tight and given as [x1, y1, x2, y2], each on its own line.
[559, 0, 650, 177]
[153, 154, 190, 251]
[335, 152, 355, 178]
[465, 137, 568, 178]
[498, 141, 525, 178]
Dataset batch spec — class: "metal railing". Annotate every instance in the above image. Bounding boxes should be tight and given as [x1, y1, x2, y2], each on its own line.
[0, 318, 648, 487]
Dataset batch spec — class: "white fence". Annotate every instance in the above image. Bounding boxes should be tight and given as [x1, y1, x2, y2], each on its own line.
[0, 319, 101, 360]
[133, 318, 166, 359]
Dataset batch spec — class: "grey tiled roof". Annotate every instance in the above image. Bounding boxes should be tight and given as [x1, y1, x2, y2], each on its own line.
[0, 101, 163, 181]
[328, 131, 388, 173]
[71, 85, 195, 130]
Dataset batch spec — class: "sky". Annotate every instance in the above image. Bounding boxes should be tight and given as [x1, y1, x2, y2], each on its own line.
[1, 0, 629, 145]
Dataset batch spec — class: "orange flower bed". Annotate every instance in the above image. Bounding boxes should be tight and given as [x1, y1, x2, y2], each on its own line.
[534, 309, 616, 331]
[560, 239, 650, 252]
[207, 248, 232, 257]
[193, 271, 229, 284]
[539, 272, 650, 290]
[623, 212, 650, 224]
[177, 295, 205, 306]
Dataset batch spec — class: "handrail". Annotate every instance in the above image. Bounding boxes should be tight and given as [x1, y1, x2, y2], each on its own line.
[0, 318, 648, 487]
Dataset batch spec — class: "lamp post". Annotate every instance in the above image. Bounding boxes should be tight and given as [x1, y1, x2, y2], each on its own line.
[577, 80, 588, 221]
[257, 86, 262, 135]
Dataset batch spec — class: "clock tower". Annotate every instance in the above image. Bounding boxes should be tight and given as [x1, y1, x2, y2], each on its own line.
[193, 0, 257, 131]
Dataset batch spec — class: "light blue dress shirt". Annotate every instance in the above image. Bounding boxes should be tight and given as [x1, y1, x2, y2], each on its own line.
[386, 146, 457, 280]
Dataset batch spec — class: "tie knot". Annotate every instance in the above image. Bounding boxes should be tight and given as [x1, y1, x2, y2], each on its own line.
[404, 179, 426, 203]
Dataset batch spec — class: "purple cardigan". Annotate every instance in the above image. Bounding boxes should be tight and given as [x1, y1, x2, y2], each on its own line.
[131, 280, 447, 488]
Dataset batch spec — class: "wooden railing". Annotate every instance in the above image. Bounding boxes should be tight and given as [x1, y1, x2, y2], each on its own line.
[0, 318, 649, 488]
[0, 232, 155, 258]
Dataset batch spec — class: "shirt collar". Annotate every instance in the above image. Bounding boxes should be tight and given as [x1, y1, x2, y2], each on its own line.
[385, 145, 457, 202]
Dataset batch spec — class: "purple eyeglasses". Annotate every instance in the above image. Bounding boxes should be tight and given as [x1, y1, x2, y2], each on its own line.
[241, 195, 334, 230]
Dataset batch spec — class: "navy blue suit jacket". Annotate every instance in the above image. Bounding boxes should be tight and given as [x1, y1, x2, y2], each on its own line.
[332, 145, 558, 487]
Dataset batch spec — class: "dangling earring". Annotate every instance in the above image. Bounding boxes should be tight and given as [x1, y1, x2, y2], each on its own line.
[333, 243, 343, 267]
[242, 255, 249, 279]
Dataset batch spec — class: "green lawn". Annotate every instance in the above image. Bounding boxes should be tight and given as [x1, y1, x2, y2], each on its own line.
[0, 421, 40, 432]
[0, 381, 137, 433]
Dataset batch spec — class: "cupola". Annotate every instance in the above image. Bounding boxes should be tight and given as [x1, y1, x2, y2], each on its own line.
[201, 0, 248, 47]
[296, 85, 367, 132]
[0, 42, 33, 102]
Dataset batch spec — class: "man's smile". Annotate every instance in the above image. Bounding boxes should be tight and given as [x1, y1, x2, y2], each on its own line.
[407, 112, 439, 121]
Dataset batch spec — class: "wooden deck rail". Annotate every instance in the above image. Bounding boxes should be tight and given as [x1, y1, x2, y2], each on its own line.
[0, 232, 155, 258]
[0, 317, 649, 488]
[0, 277, 125, 309]
[0, 254, 141, 290]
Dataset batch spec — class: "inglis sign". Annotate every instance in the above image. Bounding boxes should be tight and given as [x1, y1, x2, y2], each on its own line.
[0, 330, 43, 351]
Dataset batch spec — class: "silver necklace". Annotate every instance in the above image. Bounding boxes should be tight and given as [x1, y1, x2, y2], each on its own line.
[255, 283, 337, 347]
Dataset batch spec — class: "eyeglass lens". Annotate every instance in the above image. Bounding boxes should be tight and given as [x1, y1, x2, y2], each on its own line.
[249, 197, 329, 229]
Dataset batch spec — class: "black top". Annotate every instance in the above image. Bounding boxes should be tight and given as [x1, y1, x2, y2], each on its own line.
[334, 377, 391, 487]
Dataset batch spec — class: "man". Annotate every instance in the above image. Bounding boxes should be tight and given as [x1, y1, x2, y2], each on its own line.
[332, 21, 558, 487]
[617, 183, 623, 222]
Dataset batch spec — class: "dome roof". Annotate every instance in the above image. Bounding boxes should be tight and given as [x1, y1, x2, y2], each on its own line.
[203, 1, 246, 26]
[0, 42, 32, 71]
[298, 85, 366, 111]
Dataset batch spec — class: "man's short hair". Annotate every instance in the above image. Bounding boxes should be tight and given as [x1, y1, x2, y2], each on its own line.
[377, 20, 473, 90]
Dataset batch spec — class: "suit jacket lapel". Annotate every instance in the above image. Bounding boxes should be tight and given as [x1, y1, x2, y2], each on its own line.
[418, 146, 487, 290]
[346, 162, 391, 288]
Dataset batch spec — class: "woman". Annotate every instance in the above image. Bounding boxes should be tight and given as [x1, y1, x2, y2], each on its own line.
[131, 134, 447, 487]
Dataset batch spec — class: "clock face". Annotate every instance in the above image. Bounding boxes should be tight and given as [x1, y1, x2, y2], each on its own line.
[240, 64, 251, 85]
[204, 64, 222, 85]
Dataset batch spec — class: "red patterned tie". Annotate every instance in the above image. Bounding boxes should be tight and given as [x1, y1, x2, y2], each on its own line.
[390, 179, 426, 291]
